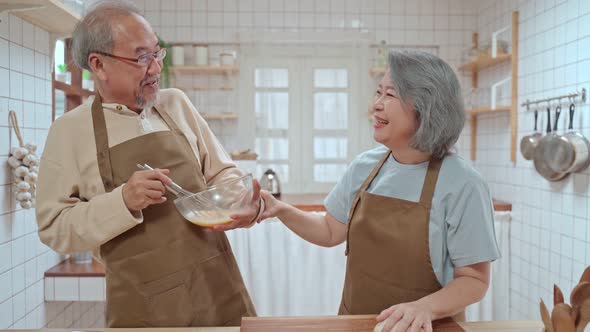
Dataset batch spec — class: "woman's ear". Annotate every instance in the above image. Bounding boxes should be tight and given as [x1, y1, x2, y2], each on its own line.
[88, 53, 107, 81]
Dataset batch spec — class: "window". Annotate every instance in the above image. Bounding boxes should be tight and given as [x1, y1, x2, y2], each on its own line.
[244, 55, 359, 193]
[310, 68, 350, 185]
[254, 68, 291, 182]
[52, 38, 94, 121]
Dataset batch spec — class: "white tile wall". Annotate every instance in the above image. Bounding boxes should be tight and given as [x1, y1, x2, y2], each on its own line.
[456, 0, 590, 320]
[0, 12, 102, 330]
[0, 270, 11, 303]
[130, 0, 478, 152]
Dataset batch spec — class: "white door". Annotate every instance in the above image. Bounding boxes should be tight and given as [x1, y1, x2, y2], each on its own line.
[241, 53, 359, 193]
[300, 58, 358, 192]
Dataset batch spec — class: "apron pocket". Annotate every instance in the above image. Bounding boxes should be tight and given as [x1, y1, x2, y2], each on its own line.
[219, 291, 249, 326]
[142, 269, 193, 327]
[339, 299, 352, 315]
[147, 283, 192, 327]
[190, 252, 249, 326]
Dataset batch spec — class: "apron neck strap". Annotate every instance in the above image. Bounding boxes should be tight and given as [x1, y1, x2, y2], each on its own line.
[418, 157, 442, 207]
[359, 150, 390, 192]
[346, 151, 390, 224]
[91, 93, 116, 192]
[91, 94, 184, 192]
[152, 105, 181, 133]
[91, 93, 109, 155]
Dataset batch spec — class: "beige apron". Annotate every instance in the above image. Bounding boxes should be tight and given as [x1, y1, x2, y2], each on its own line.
[339, 151, 465, 322]
[91, 95, 256, 327]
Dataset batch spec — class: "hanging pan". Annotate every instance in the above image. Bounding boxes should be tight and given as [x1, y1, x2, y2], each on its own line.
[533, 106, 568, 181]
[520, 108, 542, 160]
[546, 103, 590, 173]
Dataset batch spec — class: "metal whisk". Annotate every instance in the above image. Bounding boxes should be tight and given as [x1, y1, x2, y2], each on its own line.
[136, 163, 194, 198]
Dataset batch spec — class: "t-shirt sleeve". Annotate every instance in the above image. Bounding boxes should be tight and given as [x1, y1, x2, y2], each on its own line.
[324, 159, 358, 224]
[446, 178, 501, 267]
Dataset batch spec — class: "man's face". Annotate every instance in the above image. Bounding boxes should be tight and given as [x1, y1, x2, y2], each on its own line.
[101, 14, 162, 110]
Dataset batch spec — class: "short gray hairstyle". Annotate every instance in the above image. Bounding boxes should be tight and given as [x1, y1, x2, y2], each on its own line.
[72, 0, 142, 70]
[388, 50, 465, 159]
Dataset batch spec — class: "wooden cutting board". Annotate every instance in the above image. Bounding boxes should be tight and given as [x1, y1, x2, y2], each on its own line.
[240, 315, 465, 331]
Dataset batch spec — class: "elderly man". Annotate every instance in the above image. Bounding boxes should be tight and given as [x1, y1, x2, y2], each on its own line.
[36, 0, 258, 328]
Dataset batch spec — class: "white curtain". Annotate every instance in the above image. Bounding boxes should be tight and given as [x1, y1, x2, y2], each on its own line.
[465, 211, 511, 321]
[225, 213, 346, 316]
[227, 211, 511, 319]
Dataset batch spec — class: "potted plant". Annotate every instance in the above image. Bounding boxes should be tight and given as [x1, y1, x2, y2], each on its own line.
[82, 69, 94, 91]
[56, 64, 70, 84]
[158, 36, 172, 88]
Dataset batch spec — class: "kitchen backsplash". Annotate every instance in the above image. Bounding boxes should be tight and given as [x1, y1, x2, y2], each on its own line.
[0, 8, 107, 328]
[457, 0, 590, 320]
[128, 0, 479, 152]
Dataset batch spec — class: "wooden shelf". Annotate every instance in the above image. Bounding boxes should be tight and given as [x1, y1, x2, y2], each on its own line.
[231, 150, 257, 160]
[201, 113, 238, 120]
[168, 42, 240, 46]
[372, 53, 511, 76]
[467, 11, 519, 163]
[170, 66, 239, 75]
[369, 67, 386, 77]
[492, 199, 512, 212]
[467, 106, 511, 115]
[0, 0, 80, 35]
[458, 53, 512, 72]
[177, 85, 234, 91]
[53, 79, 93, 97]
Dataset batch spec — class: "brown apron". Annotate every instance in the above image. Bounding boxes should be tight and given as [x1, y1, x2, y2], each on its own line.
[338, 151, 465, 322]
[91, 95, 256, 327]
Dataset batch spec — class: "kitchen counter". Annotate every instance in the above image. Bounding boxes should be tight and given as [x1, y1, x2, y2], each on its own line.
[279, 193, 328, 211]
[45, 257, 104, 277]
[280, 194, 512, 212]
[0, 320, 544, 332]
[44, 195, 511, 279]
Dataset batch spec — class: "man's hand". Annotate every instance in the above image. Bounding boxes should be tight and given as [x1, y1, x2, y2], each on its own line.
[122, 169, 173, 212]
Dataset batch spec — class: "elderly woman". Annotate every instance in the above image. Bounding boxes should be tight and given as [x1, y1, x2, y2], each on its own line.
[220, 50, 500, 331]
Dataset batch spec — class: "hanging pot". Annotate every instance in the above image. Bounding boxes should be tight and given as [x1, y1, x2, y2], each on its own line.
[533, 106, 568, 181]
[520, 108, 542, 160]
[546, 103, 590, 173]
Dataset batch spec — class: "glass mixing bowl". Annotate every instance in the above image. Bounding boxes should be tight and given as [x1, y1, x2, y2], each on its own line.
[173, 174, 253, 227]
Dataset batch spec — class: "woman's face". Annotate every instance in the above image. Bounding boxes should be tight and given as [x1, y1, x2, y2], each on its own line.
[371, 71, 419, 149]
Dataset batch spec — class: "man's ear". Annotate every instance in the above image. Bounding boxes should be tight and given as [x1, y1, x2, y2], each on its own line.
[88, 53, 107, 81]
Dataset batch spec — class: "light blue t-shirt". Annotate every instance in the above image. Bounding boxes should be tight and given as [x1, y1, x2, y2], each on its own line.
[325, 146, 501, 286]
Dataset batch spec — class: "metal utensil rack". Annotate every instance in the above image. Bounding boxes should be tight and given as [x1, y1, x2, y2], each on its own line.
[521, 88, 587, 109]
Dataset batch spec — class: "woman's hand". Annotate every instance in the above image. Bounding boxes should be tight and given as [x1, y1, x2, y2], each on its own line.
[259, 190, 284, 220]
[210, 179, 263, 231]
[375, 300, 433, 332]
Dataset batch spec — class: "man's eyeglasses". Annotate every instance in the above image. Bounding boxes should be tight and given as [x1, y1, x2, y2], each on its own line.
[93, 48, 167, 66]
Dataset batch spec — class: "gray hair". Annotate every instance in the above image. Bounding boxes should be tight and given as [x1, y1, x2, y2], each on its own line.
[72, 0, 142, 70]
[388, 50, 465, 159]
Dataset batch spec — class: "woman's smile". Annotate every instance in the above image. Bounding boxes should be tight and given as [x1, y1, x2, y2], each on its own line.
[374, 115, 389, 128]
